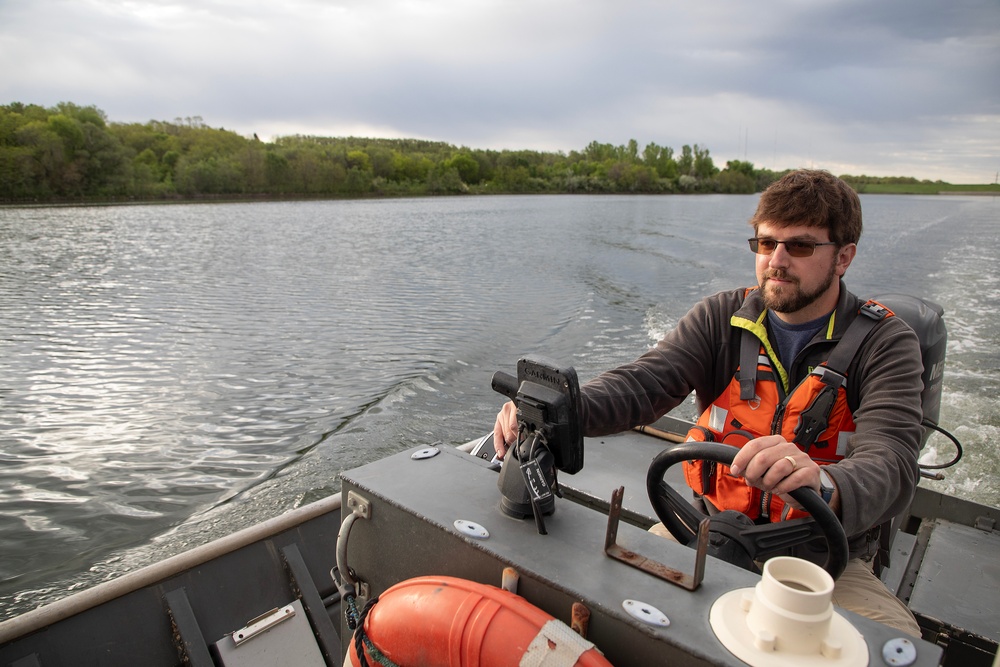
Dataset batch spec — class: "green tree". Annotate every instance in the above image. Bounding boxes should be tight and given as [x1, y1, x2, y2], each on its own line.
[445, 152, 480, 184]
[426, 166, 467, 194]
[692, 144, 716, 179]
[0, 144, 34, 198]
[724, 159, 755, 177]
[642, 142, 677, 179]
[5, 100, 848, 202]
[174, 155, 242, 195]
[346, 150, 371, 173]
[583, 141, 616, 162]
[47, 115, 85, 156]
[390, 152, 434, 182]
[344, 166, 371, 195]
[265, 151, 292, 192]
[678, 145, 694, 177]
[715, 170, 755, 194]
[15, 121, 66, 196]
[368, 146, 394, 179]
[626, 139, 639, 163]
[131, 150, 160, 198]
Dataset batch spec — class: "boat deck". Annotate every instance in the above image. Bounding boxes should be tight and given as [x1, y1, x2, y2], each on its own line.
[1, 422, 996, 666]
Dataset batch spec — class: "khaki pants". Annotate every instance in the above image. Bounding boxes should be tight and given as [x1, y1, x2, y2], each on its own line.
[649, 522, 921, 637]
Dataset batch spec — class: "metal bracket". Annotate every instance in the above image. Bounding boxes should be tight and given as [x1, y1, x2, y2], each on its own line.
[347, 490, 371, 519]
[214, 600, 326, 667]
[974, 515, 997, 532]
[232, 605, 296, 646]
[336, 491, 372, 602]
[604, 486, 710, 591]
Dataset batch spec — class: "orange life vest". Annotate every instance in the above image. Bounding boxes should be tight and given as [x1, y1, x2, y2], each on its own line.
[683, 298, 893, 522]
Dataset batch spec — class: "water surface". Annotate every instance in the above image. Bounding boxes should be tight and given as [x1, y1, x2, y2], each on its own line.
[1, 194, 996, 617]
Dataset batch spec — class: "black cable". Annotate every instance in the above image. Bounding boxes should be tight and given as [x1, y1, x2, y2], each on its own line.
[919, 420, 963, 470]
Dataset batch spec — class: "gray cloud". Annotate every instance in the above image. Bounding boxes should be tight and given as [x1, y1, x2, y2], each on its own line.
[2, 0, 997, 182]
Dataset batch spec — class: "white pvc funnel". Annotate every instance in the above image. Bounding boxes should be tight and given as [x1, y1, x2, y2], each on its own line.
[710, 556, 868, 667]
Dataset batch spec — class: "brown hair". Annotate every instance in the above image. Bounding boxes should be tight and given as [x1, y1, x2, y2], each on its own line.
[750, 169, 862, 246]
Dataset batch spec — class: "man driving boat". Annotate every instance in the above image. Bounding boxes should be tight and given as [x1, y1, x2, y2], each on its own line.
[493, 169, 923, 636]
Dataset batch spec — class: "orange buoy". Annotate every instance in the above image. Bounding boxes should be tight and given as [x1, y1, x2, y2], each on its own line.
[348, 575, 614, 667]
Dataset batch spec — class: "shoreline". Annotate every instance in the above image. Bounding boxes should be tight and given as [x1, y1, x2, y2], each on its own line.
[3, 188, 998, 209]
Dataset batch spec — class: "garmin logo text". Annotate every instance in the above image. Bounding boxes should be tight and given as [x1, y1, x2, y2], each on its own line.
[523, 367, 560, 386]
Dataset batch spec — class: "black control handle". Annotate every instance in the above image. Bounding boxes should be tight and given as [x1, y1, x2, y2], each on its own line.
[491, 371, 519, 401]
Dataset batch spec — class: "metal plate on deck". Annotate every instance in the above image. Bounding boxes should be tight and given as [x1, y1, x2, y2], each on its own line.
[909, 520, 1000, 641]
[214, 600, 325, 667]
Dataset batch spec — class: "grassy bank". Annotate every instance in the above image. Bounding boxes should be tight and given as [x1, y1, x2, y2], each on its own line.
[855, 182, 1000, 195]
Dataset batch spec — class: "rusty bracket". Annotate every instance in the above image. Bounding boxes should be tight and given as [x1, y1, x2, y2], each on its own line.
[604, 486, 710, 591]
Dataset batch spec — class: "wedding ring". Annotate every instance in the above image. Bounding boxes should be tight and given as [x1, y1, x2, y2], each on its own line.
[783, 455, 798, 470]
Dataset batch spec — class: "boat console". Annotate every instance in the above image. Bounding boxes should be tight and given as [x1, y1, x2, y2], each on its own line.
[339, 435, 945, 666]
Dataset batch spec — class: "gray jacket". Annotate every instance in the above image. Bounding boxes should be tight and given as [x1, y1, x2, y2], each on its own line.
[579, 282, 923, 559]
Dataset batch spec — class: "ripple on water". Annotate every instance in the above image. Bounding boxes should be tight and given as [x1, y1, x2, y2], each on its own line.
[1, 195, 997, 619]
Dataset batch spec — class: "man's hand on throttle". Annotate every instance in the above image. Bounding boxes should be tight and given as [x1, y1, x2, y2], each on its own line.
[492, 401, 518, 460]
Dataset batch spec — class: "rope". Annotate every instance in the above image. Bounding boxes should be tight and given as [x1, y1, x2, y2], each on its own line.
[348, 595, 400, 667]
[344, 594, 361, 630]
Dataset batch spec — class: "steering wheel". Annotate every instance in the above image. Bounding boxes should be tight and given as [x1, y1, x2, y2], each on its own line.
[646, 441, 849, 580]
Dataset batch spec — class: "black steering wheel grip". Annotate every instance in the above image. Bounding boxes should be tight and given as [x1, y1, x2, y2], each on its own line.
[646, 441, 849, 580]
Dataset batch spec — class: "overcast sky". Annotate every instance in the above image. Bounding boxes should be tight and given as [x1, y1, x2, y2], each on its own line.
[2, 0, 998, 183]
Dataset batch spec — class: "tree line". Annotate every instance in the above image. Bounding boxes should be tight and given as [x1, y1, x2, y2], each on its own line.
[0, 102, 954, 204]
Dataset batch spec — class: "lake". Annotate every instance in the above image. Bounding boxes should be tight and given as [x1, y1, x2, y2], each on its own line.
[1, 193, 997, 618]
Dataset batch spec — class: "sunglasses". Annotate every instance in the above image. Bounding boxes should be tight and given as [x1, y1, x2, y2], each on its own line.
[748, 237, 838, 258]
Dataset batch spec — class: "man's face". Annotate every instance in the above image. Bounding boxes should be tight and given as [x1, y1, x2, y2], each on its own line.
[754, 221, 855, 322]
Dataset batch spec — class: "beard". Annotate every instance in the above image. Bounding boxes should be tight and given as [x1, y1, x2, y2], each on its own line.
[761, 264, 837, 313]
